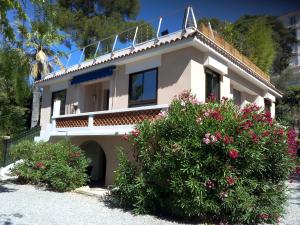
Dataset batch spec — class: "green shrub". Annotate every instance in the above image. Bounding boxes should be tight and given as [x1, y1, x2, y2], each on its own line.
[11, 139, 89, 192]
[114, 91, 297, 224]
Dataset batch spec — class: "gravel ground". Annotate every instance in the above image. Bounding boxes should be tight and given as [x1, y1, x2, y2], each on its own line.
[0, 181, 178, 225]
[280, 175, 300, 225]
[0, 177, 299, 225]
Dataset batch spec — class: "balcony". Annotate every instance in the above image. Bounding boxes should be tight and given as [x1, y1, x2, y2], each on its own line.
[36, 105, 168, 141]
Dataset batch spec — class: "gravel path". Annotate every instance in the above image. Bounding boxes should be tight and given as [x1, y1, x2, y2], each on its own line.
[0, 178, 299, 225]
[280, 175, 300, 225]
[0, 181, 177, 225]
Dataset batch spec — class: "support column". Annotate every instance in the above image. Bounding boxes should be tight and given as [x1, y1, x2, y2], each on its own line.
[31, 86, 41, 128]
[190, 60, 206, 102]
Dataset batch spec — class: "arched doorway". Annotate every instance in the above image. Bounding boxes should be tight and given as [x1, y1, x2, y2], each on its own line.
[80, 141, 106, 187]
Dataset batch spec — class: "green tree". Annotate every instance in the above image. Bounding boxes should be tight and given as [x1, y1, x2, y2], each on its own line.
[198, 16, 296, 75]
[238, 17, 276, 73]
[272, 69, 300, 124]
[0, 46, 31, 136]
[0, 0, 26, 41]
[46, 0, 141, 56]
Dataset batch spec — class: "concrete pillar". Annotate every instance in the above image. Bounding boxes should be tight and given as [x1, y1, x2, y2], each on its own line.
[190, 60, 206, 102]
[220, 74, 231, 99]
[53, 100, 61, 117]
[254, 95, 265, 108]
[31, 86, 41, 128]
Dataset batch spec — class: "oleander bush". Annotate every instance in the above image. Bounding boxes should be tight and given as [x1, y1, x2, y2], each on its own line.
[113, 91, 298, 224]
[10, 140, 89, 192]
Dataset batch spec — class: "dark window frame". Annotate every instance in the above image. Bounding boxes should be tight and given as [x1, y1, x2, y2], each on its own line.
[205, 68, 221, 101]
[51, 89, 67, 116]
[290, 16, 296, 26]
[233, 88, 241, 106]
[128, 68, 158, 107]
[264, 99, 272, 113]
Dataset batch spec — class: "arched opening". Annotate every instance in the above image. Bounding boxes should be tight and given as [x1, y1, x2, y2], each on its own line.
[80, 141, 106, 187]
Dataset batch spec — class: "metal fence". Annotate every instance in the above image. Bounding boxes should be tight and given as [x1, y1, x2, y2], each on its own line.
[1, 126, 41, 167]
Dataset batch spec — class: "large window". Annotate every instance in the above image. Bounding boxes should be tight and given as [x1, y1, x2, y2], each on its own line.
[205, 68, 220, 101]
[129, 68, 158, 107]
[51, 90, 66, 116]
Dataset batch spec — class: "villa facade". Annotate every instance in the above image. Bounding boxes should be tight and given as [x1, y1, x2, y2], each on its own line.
[33, 9, 282, 186]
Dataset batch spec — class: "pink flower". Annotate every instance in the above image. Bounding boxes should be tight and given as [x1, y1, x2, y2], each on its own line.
[36, 162, 45, 168]
[226, 176, 235, 186]
[215, 131, 222, 141]
[205, 133, 211, 138]
[223, 135, 234, 145]
[131, 129, 140, 137]
[122, 133, 129, 141]
[258, 213, 269, 220]
[203, 138, 210, 145]
[228, 149, 239, 160]
[287, 129, 297, 155]
[204, 111, 210, 117]
[196, 117, 202, 124]
[191, 98, 201, 105]
[219, 191, 228, 201]
[262, 130, 270, 137]
[204, 180, 215, 189]
[248, 130, 259, 143]
[210, 135, 217, 143]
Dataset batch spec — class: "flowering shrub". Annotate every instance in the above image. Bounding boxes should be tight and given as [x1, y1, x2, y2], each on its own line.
[10, 140, 89, 192]
[114, 91, 297, 224]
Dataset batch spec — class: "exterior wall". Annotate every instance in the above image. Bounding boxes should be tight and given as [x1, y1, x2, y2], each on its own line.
[228, 69, 266, 109]
[110, 65, 128, 109]
[38, 46, 279, 129]
[158, 47, 194, 104]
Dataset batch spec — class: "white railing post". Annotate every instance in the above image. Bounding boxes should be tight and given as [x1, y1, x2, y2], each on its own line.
[156, 17, 162, 40]
[190, 7, 198, 29]
[111, 34, 118, 55]
[65, 53, 72, 69]
[132, 26, 139, 48]
[78, 48, 85, 66]
[94, 41, 101, 60]
[88, 115, 93, 128]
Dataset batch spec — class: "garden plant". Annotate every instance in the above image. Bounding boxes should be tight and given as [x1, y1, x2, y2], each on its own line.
[10, 139, 89, 192]
[114, 91, 298, 224]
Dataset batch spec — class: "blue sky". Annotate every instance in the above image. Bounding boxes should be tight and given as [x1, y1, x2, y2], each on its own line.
[7, 0, 299, 74]
[138, 0, 300, 22]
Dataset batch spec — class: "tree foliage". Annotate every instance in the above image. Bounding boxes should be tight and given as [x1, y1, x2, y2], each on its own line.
[46, 0, 141, 53]
[0, 46, 31, 136]
[198, 15, 296, 74]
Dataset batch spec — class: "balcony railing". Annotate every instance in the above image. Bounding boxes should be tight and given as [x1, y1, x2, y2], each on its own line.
[52, 105, 168, 129]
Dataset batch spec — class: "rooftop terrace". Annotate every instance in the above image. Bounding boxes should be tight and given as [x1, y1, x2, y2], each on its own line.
[36, 7, 271, 85]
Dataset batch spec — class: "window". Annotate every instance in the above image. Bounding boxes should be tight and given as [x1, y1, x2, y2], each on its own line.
[233, 89, 241, 106]
[205, 68, 220, 101]
[264, 99, 271, 113]
[129, 68, 158, 107]
[51, 90, 66, 116]
[290, 16, 296, 26]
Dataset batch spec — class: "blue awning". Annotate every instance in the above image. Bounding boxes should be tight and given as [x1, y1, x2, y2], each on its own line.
[70, 65, 116, 85]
